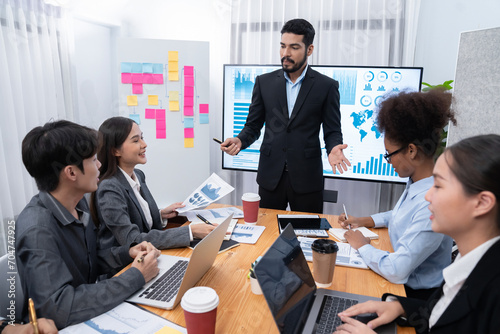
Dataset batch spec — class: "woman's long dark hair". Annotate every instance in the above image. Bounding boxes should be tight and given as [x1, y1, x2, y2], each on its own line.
[90, 117, 135, 226]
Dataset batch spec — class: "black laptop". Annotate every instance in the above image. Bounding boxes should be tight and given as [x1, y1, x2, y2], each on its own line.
[254, 224, 396, 334]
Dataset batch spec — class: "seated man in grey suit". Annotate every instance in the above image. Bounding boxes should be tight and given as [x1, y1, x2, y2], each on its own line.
[16, 120, 160, 329]
[91, 117, 215, 274]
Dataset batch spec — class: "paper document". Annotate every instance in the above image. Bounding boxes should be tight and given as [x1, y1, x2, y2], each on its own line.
[176, 173, 234, 213]
[179, 207, 243, 222]
[329, 227, 379, 242]
[298, 237, 368, 269]
[230, 224, 266, 244]
[191, 218, 238, 240]
[60, 302, 186, 333]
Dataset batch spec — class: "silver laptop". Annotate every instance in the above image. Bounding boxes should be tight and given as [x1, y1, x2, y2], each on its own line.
[127, 214, 233, 310]
[255, 224, 396, 334]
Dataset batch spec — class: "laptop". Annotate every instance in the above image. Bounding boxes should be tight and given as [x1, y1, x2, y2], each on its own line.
[255, 224, 396, 334]
[127, 214, 233, 310]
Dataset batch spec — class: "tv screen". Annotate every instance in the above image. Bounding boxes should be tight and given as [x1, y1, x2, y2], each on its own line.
[222, 65, 423, 184]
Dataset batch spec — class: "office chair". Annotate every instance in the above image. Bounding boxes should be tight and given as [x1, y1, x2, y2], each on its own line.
[0, 254, 24, 320]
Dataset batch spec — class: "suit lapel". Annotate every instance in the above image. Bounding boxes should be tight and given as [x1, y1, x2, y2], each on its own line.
[137, 173, 162, 229]
[276, 70, 289, 122]
[116, 171, 151, 231]
[432, 239, 500, 328]
[289, 67, 314, 125]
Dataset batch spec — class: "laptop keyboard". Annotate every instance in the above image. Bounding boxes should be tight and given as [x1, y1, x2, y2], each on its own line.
[138, 259, 188, 302]
[314, 295, 358, 334]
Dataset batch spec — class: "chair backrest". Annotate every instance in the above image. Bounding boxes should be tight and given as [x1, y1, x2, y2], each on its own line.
[0, 254, 24, 320]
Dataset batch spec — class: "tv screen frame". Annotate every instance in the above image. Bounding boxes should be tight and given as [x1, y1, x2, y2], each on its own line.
[222, 64, 423, 184]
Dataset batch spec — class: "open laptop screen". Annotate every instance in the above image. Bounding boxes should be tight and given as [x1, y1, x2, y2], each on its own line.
[254, 224, 316, 334]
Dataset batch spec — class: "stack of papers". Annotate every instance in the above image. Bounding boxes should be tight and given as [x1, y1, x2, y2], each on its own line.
[60, 302, 186, 333]
[230, 224, 266, 244]
[179, 207, 244, 223]
[328, 227, 379, 242]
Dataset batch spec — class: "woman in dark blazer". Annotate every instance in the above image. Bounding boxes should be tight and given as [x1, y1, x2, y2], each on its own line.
[333, 134, 500, 334]
[91, 117, 214, 257]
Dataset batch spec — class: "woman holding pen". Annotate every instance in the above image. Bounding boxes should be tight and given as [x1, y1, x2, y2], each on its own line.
[338, 89, 456, 300]
[334, 134, 500, 334]
[90, 117, 215, 273]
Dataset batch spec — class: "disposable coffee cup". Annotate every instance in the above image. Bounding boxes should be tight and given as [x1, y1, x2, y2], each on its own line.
[311, 239, 339, 288]
[181, 286, 219, 334]
[242, 193, 260, 225]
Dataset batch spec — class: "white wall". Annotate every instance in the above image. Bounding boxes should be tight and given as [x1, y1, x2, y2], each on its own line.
[414, 0, 500, 85]
[70, 0, 231, 206]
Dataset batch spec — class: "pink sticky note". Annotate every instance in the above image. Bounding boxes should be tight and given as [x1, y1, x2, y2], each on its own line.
[152, 74, 164, 84]
[131, 73, 143, 84]
[184, 86, 194, 97]
[184, 106, 194, 116]
[156, 118, 166, 130]
[145, 109, 155, 119]
[184, 96, 193, 107]
[143, 73, 153, 84]
[184, 128, 194, 138]
[184, 66, 194, 76]
[121, 73, 132, 84]
[184, 76, 194, 86]
[199, 104, 209, 114]
[156, 109, 166, 120]
[132, 83, 143, 94]
[156, 128, 166, 139]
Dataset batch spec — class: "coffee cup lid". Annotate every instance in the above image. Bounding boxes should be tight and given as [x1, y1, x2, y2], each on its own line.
[311, 239, 339, 254]
[242, 193, 261, 201]
[181, 286, 219, 313]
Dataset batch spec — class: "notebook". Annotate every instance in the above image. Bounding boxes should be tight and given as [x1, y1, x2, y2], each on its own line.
[127, 214, 232, 310]
[255, 224, 396, 334]
[328, 227, 379, 242]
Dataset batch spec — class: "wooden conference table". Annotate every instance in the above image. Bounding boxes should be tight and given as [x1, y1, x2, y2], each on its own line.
[127, 204, 415, 334]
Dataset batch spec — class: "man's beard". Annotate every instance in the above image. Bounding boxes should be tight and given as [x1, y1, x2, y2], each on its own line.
[281, 51, 307, 74]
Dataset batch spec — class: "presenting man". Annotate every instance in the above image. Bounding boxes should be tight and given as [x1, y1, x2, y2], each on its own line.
[221, 18, 350, 213]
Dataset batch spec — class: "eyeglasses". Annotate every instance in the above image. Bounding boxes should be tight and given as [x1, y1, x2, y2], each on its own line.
[383, 146, 407, 163]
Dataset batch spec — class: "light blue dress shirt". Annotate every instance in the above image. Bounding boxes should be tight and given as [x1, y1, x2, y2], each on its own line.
[357, 176, 452, 289]
[284, 64, 308, 117]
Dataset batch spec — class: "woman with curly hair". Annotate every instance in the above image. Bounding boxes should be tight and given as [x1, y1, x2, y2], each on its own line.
[338, 89, 457, 300]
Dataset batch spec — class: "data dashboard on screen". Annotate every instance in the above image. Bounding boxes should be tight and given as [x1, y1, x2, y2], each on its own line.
[222, 65, 423, 184]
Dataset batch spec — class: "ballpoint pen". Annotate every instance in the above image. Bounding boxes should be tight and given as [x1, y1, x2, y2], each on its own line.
[29, 298, 39, 334]
[343, 204, 350, 230]
[196, 214, 214, 226]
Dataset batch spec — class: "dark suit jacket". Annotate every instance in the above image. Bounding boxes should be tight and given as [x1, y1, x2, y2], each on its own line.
[96, 169, 190, 253]
[237, 67, 342, 194]
[384, 239, 500, 334]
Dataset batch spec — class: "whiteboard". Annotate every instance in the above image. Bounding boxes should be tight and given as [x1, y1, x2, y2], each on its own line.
[117, 38, 210, 208]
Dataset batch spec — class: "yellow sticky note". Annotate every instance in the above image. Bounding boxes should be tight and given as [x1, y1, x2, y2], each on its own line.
[168, 51, 178, 62]
[169, 101, 179, 111]
[155, 326, 183, 334]
[168, 72, 179, 81]
[168, 61, 178, 72]
[184, 138, 194, 148]
[148, 95, 158, 106]
[127, 95, 138, 106]
[169, 91, 179, 101]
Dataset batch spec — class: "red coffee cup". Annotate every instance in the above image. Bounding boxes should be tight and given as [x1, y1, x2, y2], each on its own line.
[242, 193, 260, 225]
[181, 287, 219, 334]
